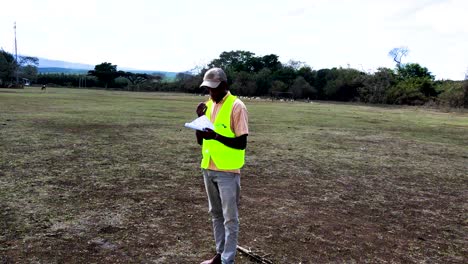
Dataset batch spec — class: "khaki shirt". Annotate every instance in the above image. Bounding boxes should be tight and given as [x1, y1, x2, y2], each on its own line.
[206, 92, 249, 174]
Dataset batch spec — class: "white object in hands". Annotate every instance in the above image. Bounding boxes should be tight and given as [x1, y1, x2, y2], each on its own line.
[184, 115, 214, 131]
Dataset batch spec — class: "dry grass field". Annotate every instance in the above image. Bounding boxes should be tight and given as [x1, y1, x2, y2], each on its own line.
[1, 87, 467, 263]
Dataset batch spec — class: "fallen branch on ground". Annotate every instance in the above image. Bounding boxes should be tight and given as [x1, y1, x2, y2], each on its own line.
[237, 245, 273, 264]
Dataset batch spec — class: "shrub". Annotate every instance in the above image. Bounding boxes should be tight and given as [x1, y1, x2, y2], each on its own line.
[289, 76, 316, 99]
[386, 77, 431, 105]
[324, 68, 363, 101]
[269, 80, 287, 94]
[436, 81, 465, 108]
[463, 80, 468, 108]
[359, 68, 396, 104]
[231, 71, 257, 96]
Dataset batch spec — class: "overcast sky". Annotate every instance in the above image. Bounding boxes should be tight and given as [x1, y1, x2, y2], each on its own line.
[1, 0, 467, 80]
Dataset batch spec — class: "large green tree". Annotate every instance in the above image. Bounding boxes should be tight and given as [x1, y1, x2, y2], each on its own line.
[122, 72, 149, 85]
[397, 63, 434, 80]
[208, 50, 255, 73]
[260, 54, 281, 72]
[88, 62, 120, 88]
[396, 63, 437, 99]
[19, 56, 39, 67]
[208, 51, 282, 75]
[20, 65, 38, 82]
[18, 56, 39, 83]
[0, 49, 17, 87]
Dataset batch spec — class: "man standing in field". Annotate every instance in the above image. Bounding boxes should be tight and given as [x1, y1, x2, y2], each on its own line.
[195, 68, 249, 264]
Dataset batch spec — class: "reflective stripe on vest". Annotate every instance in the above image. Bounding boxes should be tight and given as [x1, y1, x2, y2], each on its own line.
[200, 94, 245, 170]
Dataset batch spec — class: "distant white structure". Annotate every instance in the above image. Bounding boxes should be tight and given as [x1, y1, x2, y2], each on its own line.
[22, 78, 30, 86]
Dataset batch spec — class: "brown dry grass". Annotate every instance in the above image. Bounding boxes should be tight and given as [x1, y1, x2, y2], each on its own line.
[1, 87, 467, 263]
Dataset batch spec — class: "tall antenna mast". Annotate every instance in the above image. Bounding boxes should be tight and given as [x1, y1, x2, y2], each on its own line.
[14, 21, 19, 85]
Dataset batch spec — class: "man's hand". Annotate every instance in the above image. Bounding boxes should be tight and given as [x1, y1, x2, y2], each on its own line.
[199, 128, 217, 140]
[196, 102, 207, 117]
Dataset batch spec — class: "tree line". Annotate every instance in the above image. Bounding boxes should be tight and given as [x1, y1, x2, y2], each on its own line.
[182, 50, 467, 107]
[1, 49, 467, 107]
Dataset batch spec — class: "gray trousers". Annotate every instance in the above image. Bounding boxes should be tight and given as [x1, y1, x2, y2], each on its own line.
[202, 169, 241, 264]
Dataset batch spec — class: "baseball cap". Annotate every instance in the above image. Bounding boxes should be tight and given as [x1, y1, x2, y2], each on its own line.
[200, 68, 227, 88]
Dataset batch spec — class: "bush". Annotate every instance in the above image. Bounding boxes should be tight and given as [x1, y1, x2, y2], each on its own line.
[386, 77, 430, 105]
[175, 73, 203, 94]
[254, 68, 273, 96]
[436, 81, 465, 108]
[231, 71, 257, 96]
[269, 80, 287, 94]
[324, 68, 363, 101]
[359, 68, 396, 104]
[114, 77, 129, 89]
[289, 76, 316, 99]
[463, 80, 468, 108]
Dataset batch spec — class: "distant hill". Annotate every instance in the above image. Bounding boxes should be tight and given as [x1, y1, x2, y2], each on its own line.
[38, 57, 94, 69]
[37, 57, 179, 79]
[38, 67, 89, 74]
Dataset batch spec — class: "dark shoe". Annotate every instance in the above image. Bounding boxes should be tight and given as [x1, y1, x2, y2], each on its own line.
[200, 253, 221, 264]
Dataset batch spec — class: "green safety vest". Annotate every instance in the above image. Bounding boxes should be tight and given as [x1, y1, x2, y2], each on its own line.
[201, 94, 245, 170]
